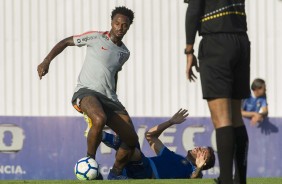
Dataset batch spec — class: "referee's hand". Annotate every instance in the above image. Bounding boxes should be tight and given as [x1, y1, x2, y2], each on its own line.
[186, 54, 199, 82]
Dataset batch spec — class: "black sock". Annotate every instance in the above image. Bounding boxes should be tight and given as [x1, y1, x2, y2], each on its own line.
[216, 126, 235, 184]
[234, 126, 249, 184]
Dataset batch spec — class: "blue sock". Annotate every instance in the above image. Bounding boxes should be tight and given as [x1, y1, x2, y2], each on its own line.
[102, 131, 121, 151]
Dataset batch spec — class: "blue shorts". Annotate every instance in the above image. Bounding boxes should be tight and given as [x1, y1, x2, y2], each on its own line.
[124, 153, 153, 179]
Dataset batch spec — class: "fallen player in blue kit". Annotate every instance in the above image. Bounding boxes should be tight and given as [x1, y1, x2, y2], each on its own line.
[85, 108, 216, 179]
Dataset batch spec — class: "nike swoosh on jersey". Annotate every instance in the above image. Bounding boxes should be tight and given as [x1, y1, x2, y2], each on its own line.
[101, 46, 108, 50]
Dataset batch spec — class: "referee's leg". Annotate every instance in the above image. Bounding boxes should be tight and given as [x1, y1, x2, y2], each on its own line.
[207, 98, 234, 184]
[232, 100, 249, 184]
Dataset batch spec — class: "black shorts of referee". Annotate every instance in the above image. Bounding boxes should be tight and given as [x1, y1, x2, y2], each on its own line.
[198, 33, 251, 99]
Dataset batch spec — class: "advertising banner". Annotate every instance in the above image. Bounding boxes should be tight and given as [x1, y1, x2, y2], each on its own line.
[0, 116, 281, 179]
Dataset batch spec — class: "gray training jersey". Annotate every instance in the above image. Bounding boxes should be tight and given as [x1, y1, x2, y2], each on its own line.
[73, 31, 130, 102]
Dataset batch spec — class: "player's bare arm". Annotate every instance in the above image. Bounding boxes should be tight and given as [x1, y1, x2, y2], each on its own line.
[242, 109, 265, 125]
[259, 106, 268, 117]
[145, 109, 189, 154]
[37, 36, 75, 79]
[251, 113, 264, 126]
[241, 109, 257, 118]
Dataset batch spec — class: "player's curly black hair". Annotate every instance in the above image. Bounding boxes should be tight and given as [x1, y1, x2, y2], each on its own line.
[202, 146, 216, 170]
[111, 6, 134, 25]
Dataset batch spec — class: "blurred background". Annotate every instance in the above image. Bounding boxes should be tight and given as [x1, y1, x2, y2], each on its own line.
[0, 0, 282, 117]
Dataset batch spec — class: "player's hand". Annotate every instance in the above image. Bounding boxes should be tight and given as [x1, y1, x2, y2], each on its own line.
[37, 60, 50, 80]
[251, 113, 263, 126]
[168, 108, 189, 125]
[195, 150, 208, 168]
[186, 54, 199, 82]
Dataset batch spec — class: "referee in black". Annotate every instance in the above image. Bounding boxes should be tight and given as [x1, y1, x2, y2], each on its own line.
[184, 0, 250, 184]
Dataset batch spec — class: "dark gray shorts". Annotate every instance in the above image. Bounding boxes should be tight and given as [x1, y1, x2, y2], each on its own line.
[198, 33, 251, 99]
[71, 88, 128, 118]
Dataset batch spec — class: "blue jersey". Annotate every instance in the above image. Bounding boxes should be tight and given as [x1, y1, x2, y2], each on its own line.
[124, 147, 195, 179]
[149, 147, 195, 179]
[242, 95, 267, 112]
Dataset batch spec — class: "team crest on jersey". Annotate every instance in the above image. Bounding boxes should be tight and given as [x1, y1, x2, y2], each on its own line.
[256, 101, 261, 108]
[181, 159, 189, 165]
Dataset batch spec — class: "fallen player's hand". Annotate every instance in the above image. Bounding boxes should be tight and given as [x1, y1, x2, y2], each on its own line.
[195, 150, 208, 169]
[168, 108, 189, 125]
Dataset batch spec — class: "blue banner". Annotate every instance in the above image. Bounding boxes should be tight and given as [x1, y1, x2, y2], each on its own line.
[0, 116, 281, 179]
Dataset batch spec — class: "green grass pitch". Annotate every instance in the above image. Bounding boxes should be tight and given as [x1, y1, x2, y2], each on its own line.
[1, 178, 282, 184]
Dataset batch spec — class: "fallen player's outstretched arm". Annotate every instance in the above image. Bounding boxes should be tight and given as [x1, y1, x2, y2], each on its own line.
[145, 108, 189, 155]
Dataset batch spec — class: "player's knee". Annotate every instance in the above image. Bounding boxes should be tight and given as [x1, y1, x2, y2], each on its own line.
[89, 113, 107, 130]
